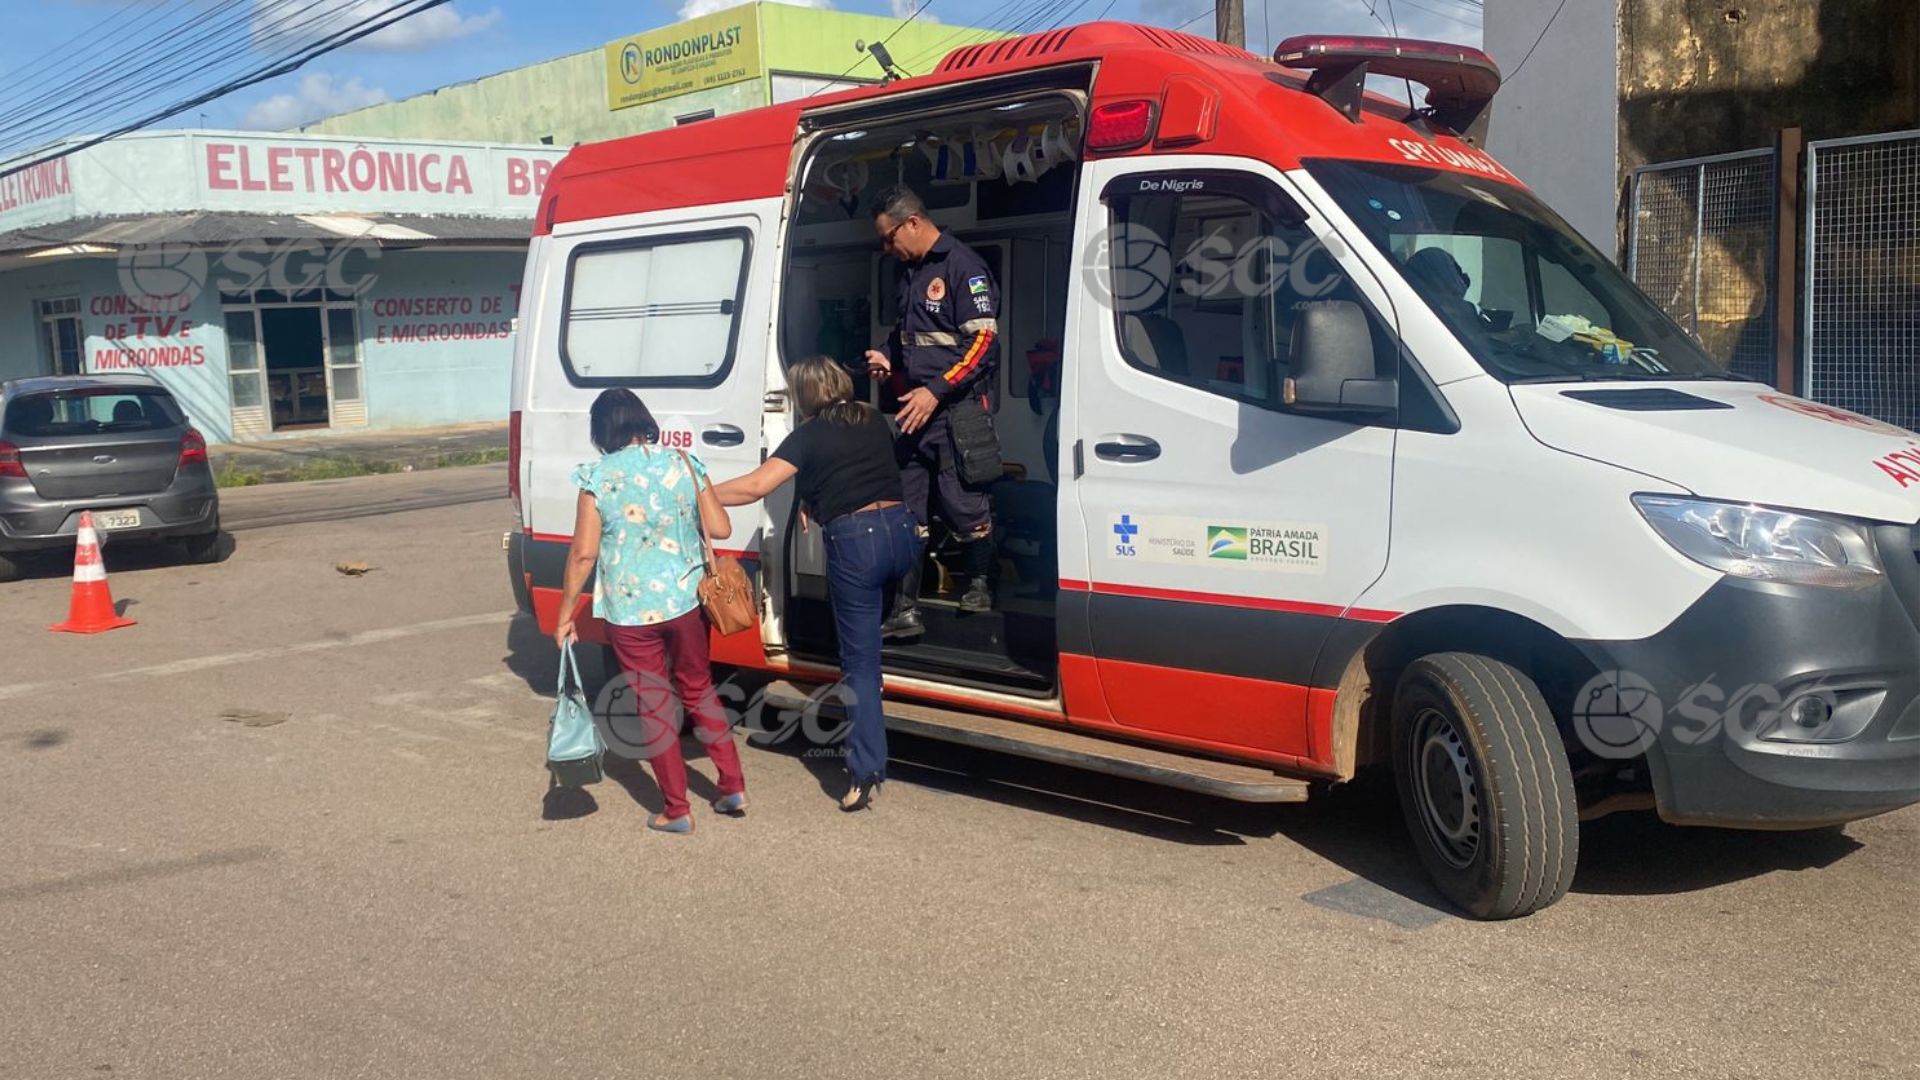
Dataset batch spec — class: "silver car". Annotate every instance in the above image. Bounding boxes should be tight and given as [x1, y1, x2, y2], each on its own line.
[0, 375, 221, 581]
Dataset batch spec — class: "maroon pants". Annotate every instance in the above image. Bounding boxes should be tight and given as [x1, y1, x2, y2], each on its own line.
[606, 609, 746, 819]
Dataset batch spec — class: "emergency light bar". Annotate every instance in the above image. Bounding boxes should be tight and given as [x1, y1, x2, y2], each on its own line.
[1272, 35, 1501, 138]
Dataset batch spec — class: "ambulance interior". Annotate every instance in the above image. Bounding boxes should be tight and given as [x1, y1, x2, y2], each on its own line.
[778, 94, 1082, 693]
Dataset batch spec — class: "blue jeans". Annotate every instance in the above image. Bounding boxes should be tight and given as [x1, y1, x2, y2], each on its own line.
[823, 503, 922, 786]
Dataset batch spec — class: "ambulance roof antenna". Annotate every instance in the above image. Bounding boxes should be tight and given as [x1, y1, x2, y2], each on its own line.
[857, 39, 909, 83]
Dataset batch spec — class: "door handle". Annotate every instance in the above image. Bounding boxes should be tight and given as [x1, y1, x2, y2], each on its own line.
[701, 425, 746, 447]
[1093, 437, 1160, 462]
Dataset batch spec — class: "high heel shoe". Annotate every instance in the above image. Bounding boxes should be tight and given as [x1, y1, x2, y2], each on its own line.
[839, 779, 878, 813]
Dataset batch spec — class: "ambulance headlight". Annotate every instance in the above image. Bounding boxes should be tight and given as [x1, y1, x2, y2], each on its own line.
[1633, 495, 1884, 590]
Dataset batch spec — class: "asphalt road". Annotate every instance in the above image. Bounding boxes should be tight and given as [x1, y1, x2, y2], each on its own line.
[2, 465, 1915, 1079]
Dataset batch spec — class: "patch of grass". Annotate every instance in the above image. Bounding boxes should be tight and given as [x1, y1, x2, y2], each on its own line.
[285, 458, 402, 482]
[211, 447, 505, 488]
[214, 462, 266, 488]
[431, 447, 511, 468]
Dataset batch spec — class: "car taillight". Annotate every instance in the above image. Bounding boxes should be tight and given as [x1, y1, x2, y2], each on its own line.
[179, 428, 208, 468]
[508, 410, 523, 520]
[0, 441, 24, 480]
[1087, 99, 1156, 152]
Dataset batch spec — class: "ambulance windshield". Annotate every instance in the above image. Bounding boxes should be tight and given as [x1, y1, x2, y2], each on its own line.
[1305, 159, 1739, 384]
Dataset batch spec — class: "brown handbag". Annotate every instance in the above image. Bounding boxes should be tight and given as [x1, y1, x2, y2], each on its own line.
[678, 451, 756, 636]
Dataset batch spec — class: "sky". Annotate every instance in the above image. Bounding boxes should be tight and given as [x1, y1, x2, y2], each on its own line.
[0, 0, 1481, 137]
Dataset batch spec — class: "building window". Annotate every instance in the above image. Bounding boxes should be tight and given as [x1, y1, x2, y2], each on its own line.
[1105, 173, 1394, 411]
[561, 230, 750, 387]
[38, 297, 83, 376]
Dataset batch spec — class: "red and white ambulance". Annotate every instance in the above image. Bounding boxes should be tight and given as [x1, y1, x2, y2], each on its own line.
[508, 24, 1920, 917]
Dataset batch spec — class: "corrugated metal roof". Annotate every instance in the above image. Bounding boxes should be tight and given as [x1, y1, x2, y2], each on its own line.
[0, 211, 531, 257]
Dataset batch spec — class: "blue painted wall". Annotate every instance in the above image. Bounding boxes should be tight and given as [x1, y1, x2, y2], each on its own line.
[2, 247, 525, 441]
[0, 259, 235, 441]
[354, 250, 523, 430]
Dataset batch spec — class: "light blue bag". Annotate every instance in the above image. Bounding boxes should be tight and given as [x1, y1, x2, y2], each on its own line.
[547, 644, 606, 786]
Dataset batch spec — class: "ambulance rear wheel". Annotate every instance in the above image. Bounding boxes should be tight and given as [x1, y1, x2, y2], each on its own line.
[1390, 652, 1578, 920]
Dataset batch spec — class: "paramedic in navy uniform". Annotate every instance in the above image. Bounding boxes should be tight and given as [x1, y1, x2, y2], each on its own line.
[863, 185, 1001, 638]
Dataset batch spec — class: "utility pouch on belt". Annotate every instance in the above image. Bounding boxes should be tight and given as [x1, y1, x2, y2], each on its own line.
[948, 396, 1003, 487]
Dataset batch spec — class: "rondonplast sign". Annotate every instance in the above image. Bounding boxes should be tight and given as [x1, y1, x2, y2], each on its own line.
[604, 4, 761, 110]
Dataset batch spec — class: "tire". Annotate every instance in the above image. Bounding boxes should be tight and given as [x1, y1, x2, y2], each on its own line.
[0, 550, 19, 583]
[1390, 652, 1579, 920]
[181, 529, 223, 565]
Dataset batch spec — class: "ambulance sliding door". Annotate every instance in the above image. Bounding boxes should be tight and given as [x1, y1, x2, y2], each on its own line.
[1061, 159, 1398, 761]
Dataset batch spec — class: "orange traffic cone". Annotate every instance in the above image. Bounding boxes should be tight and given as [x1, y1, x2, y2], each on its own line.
[50, 511, 136, 635]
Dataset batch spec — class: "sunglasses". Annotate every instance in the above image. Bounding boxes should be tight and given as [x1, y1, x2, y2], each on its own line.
[880, 214, 918, 247]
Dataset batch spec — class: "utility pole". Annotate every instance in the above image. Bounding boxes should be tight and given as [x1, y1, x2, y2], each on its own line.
[1215, 0, 1244, 49]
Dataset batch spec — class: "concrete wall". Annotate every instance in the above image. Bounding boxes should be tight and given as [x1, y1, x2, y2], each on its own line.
[0, 258, 235, 441]
[1618, 0, 1920, 171]
[299, 54, 762, 145]
[1486, 0, 1920, 255]
[1484, 0, 1621, 252]
[0, 131, 561, 235]
[759, 3, 991, 78]
[355, 251, 524, 430]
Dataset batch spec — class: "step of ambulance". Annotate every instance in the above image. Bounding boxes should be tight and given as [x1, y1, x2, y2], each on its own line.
[757, 680, 1311, 803]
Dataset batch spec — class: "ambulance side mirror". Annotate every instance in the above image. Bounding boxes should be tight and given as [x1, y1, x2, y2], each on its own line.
[1284, 300, 1397, 417]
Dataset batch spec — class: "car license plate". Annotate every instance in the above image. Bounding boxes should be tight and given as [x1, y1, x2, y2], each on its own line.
[92, 510, 141, 531]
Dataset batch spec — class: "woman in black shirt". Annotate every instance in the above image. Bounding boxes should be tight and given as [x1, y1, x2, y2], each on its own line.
[712, 357, 920, 811]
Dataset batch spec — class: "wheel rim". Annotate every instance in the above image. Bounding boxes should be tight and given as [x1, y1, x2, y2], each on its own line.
[1410, 705, 1481, 870]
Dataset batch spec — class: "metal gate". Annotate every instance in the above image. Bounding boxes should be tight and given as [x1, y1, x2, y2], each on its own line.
[1627, 149, 1779, 384]
[1804, 130, 1920, 433]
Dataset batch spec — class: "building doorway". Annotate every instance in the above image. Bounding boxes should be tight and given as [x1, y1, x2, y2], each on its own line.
[222, 290, 366, 437]
[262, 307, 328, 429]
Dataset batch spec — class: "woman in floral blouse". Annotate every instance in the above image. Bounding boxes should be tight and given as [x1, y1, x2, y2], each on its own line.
[554, 389, 747, 834]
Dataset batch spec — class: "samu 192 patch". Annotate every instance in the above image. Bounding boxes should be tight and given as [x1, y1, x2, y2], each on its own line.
[967, 275, 989, 295]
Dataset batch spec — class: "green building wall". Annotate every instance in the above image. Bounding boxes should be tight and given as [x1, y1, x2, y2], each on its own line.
[758, 4, 999, 80]
[297, 2, 1005, 146]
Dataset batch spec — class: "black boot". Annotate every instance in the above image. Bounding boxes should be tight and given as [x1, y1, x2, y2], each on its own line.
[958, 576, 994, 613]
[881, 558, 925, 640]
[958, 534, 996, 614]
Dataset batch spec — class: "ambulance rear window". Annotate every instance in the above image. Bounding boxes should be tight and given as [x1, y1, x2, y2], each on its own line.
[560, 230, 750, 387]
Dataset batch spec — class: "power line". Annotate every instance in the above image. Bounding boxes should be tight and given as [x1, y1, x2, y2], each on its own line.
[1174, 4, 1213, 32]
[1396, 0, 1480, 30]
[1506, 0, 1569, 82]
[0, 0, 200, 100]
[1350, 0, 1392, 34]
[0, 0, 261, 134]
[0, 0, 329, 147]
[809, 0, 940, 93]
[4, 0, 399, 146]
[1384, 0, 1418, 106]
[0, 0, 455, 180]
[1043, 0, 1112, 35]
[889, 0, 1054, 79]
[0, 0, 314, 141]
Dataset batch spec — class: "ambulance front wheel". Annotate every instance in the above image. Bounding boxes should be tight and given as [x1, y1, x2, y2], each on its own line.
[1390, 652, 1579, 920]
